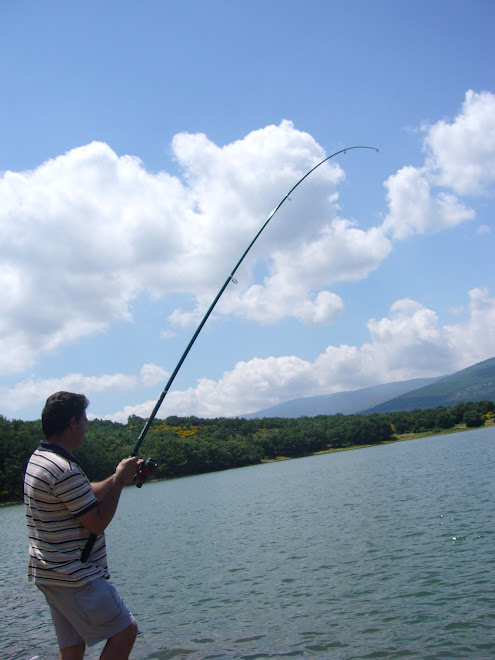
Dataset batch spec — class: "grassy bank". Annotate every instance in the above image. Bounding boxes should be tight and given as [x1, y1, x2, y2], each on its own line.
[268, 419, 494, 462]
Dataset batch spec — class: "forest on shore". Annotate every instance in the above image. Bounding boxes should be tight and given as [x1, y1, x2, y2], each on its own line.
[1, 400, 493, 503]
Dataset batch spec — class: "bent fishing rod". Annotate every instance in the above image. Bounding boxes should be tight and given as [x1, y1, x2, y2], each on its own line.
[131, 145, 378, 460]
[81, 146, 378, 561]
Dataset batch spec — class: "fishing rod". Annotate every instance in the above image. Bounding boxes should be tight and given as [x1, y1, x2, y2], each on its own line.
[81, 146, 378, 561]
[131, 145, 378, 462]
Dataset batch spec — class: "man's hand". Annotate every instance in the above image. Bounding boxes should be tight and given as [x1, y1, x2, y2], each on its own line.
[115, 456, 141, 485]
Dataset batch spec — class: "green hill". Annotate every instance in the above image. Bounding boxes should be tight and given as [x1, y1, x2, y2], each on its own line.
[365, 357, 495, 413]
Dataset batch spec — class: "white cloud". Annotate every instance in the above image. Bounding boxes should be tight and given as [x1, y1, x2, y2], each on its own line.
[2, 93, 494, 385]
[0, 371, 136, 413]
[0, 362, 169, 414]
[3, 288, 494, 421]
[382, 90, 495, 240]
[382, 166, 474, 239]
[140, 363, 169, 387]
[444, 287, 495, 361]
[0, 122, 385, 373]
[477, 224, 491, 236]
[214, 219, 391, 324]
[424, 90, 495, 196]
[97, 287, 495, 421]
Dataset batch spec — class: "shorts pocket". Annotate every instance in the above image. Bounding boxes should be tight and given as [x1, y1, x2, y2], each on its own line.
[74, 580, 122, 626]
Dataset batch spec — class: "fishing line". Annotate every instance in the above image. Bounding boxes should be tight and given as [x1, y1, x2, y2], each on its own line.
[131, 145, 379, 457]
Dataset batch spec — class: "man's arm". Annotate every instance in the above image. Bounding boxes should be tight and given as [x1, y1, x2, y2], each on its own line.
[79, 456, 139, 535]
[91, 475, 116, 501]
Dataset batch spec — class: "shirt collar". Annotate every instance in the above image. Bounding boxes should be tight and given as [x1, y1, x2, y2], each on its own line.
[39, 440, 79, 465]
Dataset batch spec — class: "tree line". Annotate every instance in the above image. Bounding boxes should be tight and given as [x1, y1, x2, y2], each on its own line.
[1, 400, 492, 503]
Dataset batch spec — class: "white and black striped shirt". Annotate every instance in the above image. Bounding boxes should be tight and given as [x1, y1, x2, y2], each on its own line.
[24, 442, 109, 587]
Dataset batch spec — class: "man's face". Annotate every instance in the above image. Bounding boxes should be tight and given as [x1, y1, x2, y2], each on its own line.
[71, 412, 88, 449]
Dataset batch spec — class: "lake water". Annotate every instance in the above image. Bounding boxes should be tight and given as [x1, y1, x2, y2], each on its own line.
[1, 427, 494, 659]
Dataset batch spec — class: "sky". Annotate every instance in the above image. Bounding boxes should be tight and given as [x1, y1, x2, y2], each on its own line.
[1, 0, 494, 423]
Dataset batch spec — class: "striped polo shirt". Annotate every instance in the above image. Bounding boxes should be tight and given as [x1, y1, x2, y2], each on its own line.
[24, 442, 109, 587]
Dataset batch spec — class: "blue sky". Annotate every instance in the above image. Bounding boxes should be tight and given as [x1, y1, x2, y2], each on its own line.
[1, 0, 494, 422]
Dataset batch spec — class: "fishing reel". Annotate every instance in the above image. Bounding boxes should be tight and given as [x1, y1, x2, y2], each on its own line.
[134, 457, 158, 488]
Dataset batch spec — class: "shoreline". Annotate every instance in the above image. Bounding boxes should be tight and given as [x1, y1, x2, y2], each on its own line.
[2, 421, 492, 507]
[262, 420, 494, 462]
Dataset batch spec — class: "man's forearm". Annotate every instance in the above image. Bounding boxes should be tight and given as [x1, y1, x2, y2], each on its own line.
[94, 476, 125, 532]
[81, 475, 125, 535]
[91, 474, 117, 500]
[80, 456, 139, 536]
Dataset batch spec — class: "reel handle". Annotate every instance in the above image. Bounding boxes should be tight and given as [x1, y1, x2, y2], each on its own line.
[134, 457, 158, 488]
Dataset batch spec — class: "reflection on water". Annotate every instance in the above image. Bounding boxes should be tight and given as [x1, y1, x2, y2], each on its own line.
[2, 427, 495, 659]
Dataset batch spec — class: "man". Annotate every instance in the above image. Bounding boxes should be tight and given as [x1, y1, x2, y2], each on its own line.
[24, 391, 140, 660]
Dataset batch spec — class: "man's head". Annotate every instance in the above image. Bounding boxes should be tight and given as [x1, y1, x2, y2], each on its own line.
[42, 391, 89, 442]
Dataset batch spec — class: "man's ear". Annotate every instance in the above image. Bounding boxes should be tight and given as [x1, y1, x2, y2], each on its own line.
[69, 416, 77, 429]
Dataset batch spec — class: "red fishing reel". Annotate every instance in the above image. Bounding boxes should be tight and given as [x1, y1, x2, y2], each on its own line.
[134, 457, 158, 488]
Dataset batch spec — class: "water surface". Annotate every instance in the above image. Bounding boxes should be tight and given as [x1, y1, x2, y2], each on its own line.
[1, 427, 494, 659]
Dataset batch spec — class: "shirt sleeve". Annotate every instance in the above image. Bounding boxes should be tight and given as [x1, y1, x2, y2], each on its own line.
[52, 466, 98, 517]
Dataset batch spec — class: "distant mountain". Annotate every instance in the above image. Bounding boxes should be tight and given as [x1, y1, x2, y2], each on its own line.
[242, 377, 441, 419]
[364, 357, 495, 413]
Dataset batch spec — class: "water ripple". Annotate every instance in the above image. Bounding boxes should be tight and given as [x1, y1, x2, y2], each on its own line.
[2, 428, 495, 659]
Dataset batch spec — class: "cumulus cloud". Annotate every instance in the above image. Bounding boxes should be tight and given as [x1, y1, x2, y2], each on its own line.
[140, 363, 169, 387]
[444, 287, 495, 360]
[0, 371, 136, 413]
[382, 90, 495, 240]
[2, 91, 494, 418]
[94, 287, 494, 421]
[0, 121, 388, 373]
[0, 362, 171, 414]
[221, 219, 391, 324]
[2, 287, 493, 421]
[382, 166, 474, 239]
[425, 90, 495, 196]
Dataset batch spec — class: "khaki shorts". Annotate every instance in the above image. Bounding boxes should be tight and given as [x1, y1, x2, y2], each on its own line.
[37, 577, 136, 649]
